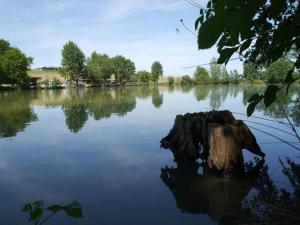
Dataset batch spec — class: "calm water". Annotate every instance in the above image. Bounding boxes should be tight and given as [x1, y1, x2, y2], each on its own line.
[0, 85, 299, 225]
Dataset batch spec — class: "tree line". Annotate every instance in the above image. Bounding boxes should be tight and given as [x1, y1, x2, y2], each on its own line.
[61, 41, 163, 85]
[184, 54, 300, 85]
[0, 38, 299, 88]
[243, 56, 298, 84]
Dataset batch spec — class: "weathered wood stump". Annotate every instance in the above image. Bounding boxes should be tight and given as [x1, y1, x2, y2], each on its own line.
[208, 124, 245, 174]
[161, 110, 265, 175]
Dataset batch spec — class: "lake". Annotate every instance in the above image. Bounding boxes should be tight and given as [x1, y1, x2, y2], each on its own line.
[0, 85, 299, 225]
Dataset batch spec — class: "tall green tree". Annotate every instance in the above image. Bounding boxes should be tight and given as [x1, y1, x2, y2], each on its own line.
[209, 58, 221, 83]
[220, 66, 229, 84]
[137, 70, 152, 83]
[61, 41, 86, 86]
[267, 59, 294, 84]
[181, 75, 194, 85]
[151, 61, 163, 81]
[229, 70, 241, 84]
[0, 39, 32, 86]
[111, 55, 135, 83]
[193, 66, 210, 84]
[0, 39, 10, 54]
[243, 63, 260, 81]
[195, 0, 300, 116]
[86, 52, 112, 82]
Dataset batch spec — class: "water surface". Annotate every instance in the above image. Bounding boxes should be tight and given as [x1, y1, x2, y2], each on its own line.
[0, 85, 299, 225]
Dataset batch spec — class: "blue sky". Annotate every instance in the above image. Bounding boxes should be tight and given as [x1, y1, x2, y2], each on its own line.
[0, 0, 243, 76]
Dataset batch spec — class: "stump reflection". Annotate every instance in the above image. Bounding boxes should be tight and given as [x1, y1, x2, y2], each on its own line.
[160, 161, 263, 225]
[160, 159, 300, 225]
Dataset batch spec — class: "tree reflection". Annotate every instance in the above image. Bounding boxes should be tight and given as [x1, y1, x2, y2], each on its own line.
[62, 103, 88, 133]
[193, 85, 211, 101]
[60, 86, 166, 132]
[87, 88, 137, 119]
[243, 85, 300, 122]
[0, 91, 38, 138]
[241, 158, 300, 225]
[0, 87, 166, 136]
[2, 85, 298, 136]
[61, 88, 138, 132]
[152, 87, 163, 108]
[209, 86, 230, 109]
[180, 85, 193, 93]
[161, 158, 300, 225]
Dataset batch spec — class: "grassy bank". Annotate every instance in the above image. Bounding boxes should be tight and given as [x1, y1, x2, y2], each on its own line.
[28, 69, 66, 82]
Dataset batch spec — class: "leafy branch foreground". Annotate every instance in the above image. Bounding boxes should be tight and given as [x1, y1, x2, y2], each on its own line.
[195, 0, 300, 116]
[22, 200, 83, 225]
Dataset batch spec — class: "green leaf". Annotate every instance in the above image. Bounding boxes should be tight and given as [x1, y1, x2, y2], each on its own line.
[247, 102, 258, 117]
[217, 47, 238, 64]
[264, 85, 279, 107]
[207, 1, 211, 8]
[198, 15, 225, 49]
[29, 208, 43, 221]
[239, 39, 252, 54]
[22, 203, 32, 212]
[47, 204, 63, 213]
[248, 93, 263, 103]
[33, 201, 43, 208]
[284, 70, 294, 83]
[284, 69, 295, 94]
[217, 35, 227, 52]
[195, 17, 201, 30]
[63, 201, 83, 218]
[269, 0, 286, 18]
[296, 8, 300, 25]
[226, 32, 239, 46]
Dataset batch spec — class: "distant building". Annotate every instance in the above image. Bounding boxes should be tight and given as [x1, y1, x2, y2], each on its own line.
[107, 74, 116, 84]
[29, 77, 42, 87]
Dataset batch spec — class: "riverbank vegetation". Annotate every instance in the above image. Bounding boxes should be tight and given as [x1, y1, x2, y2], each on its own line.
[0, 39, 32, 89]
[0, 39, 299, 90]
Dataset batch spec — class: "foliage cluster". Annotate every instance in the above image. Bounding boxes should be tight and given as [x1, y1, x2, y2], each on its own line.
[61, 41, 164, 85]
[243, 58, 297, 83]
[151, 61, 163, 81]
[195, 0, 300, 116]
[135, 61, 164, 83]
[0, 39, 32, 87]
[191, 57, 242, 85]
[61, 41, 86, 86]
[22, 200, 82, 225]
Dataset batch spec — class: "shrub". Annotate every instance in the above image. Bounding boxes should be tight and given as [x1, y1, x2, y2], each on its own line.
[168, 77, 175, 85]
[181, 75, 194, 85]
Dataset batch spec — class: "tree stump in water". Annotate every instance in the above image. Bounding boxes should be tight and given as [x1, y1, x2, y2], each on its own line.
[161, 110, 265, 175]
[208, 124, 245, 174]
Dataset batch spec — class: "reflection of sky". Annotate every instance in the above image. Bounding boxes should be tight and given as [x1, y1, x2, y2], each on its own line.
[0, 86, 299, 225]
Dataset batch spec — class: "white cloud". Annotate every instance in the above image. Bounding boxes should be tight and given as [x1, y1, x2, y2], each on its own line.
[45, 0, 80, 12]
[100, 0, 185, 21]
[0, 0, 243, 75]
